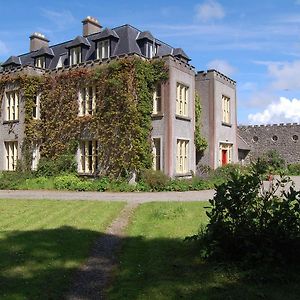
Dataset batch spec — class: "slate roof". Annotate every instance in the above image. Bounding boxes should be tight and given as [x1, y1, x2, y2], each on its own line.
[31, 47, 54, 58]
[1, 24, 190, 71]
[173, 48, 190, 61]
[136, 31, 155, 42]
[237, 135, 250, 151]
[65, 36, 90, 49]
[91, 27, 119, 41]
[2, 55, 21, 67]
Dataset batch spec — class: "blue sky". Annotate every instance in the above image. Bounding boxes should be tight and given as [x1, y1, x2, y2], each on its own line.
[1, 0, 300, 125]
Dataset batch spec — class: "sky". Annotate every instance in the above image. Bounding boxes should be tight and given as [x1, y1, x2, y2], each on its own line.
[1, 0, 300, 125]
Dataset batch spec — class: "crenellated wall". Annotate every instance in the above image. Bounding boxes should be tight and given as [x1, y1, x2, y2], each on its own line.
[238, 123, 300, 164]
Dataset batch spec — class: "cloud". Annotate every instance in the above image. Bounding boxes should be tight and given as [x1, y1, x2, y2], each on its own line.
[41, 9, 75, 30]
[195, 0, 225, 22]
[248, 97, 300, 124]
[206, 59, 236, 76]
[0, 40, 9, 55]
[266, 60, 300, 90]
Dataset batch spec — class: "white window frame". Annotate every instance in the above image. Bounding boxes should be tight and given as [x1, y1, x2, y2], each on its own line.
[219, 143, 233, 166]
[4, 141, 18, 171]
[152, 137, 162, 171]
[69, 46, 82, 65]
[96, 40, 110, 60]
[78, 86, 96, 116]
[176, 83, 188, 117]
[153, 84, 162, 114]
[78, 140, 99, 174]
[176, 139, 189, 174]
[32, 93, 40, 119]
[35, 56, 46, 68]
[222, 95, 230, 124]
[5, 90, 19, 121]
[32, 144, 40, 171]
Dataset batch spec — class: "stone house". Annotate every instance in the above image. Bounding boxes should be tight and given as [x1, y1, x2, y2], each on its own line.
[0, 16, 239, 177]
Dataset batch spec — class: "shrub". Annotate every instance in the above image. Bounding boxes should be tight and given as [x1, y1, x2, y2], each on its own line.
[139, 169, 169, 191]
[0, 171, 32, 189]
[36, 155, 77, 177]
[194, 160, 300, 264]
[53, 174, 81, 190]
[260, 150, 286, 173]
[288, 163, 300, 176]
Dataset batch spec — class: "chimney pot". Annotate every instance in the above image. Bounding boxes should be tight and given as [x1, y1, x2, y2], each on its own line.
[30, 32, 49, 52]
[82, 16, 102, 37]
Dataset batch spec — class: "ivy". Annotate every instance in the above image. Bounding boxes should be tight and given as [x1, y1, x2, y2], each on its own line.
[0, 57, 168, 178]
[194, 92, 207, 152]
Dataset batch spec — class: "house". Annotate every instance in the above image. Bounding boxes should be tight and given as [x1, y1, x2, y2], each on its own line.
[0, 16, 239, 177]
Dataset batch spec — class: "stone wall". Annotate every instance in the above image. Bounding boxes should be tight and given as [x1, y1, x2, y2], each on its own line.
[238, 123, 300, 164]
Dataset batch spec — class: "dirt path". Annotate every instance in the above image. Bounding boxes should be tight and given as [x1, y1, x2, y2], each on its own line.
[65, 202, 139, 300]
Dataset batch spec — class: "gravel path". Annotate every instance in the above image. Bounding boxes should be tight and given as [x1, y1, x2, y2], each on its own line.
[0, 189, 215, 202]
[65, 202, 139, 300]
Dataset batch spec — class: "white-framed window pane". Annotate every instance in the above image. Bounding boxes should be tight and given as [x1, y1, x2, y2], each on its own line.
[153, 84, 162, 114]
[176, 83, 188, 117]
[176, 139, 189, 173]
[152, 138, 161, 171]
[97, 40, 110, 60]
[4, 141, 18, 171]
[5, 91, 19, 121]
[222, 95, 230, 124]
[78, 86, 96, 116]
[78, 140, 99, 174]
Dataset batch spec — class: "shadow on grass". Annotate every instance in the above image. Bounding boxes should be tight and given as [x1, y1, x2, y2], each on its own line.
[1, 228, 300, 300]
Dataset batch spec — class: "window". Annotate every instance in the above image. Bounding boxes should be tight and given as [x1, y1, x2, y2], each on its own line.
[219, 143, 233, 166]
[222, 95, 230, 124]
[78, 86, 96, 116]
[176, 139, 189, 174]
[152, 138, 161, 171]
[272, 135, 278, 141]
[176, 83, 188, 117]
[5, 90, 19, 121]
[69, 46, 82, 65]
[292, 135, 298, 141]
[32, 93, 40, 119]
[32, 144, 40, 171]
[96, 40, 110, 59]
[78, 140, 99, 174]
[153, 84, 162, 114]
[4, 141, 18, 171]
[35, 56, 46, 68]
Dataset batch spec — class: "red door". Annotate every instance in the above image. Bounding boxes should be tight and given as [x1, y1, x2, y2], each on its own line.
[222, 149, 228, 166]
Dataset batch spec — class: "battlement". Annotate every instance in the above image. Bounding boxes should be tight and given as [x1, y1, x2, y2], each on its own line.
[238, 123, 300, 129]
[197, 69, 236, 86]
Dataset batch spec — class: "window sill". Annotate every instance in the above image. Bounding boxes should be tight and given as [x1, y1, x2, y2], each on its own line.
[175, 172, 193, 178]
[3, 120, 19, 125]
[175, 115, 191, 122]
[222, 122, 232, 127]
[151, 113, 164, 119]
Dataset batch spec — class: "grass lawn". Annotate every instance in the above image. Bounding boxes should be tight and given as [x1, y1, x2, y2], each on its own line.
[0, 199, 125, 300]
[108, 202, 300, 300]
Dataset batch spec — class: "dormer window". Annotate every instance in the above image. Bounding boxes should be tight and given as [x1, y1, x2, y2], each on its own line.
[35, 56, 46, 68]
[69, 46, 82, 65]
[96, 40, 110, 59]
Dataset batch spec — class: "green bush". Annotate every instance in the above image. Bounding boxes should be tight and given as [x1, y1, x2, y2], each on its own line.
[139, 169, 169, 191]
[260, 150, 286, 173]
[19, 176, 55, 190]
[288, 163, 300, 175]
[36, 155, 77, 177]
[53, 174, 81, 190]
[195, 160, 300, 264]
[0, 172, 32, 189]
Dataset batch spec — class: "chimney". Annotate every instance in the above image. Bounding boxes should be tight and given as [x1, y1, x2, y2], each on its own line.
[82, 16, 102, 37]
[30, 32, 49, 52]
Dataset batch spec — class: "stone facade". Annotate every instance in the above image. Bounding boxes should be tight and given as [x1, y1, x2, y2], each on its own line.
[238, 123, 300, 164]
[195, 70, 238, 170]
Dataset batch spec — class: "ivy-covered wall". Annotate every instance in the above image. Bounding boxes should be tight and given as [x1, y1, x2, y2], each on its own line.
[0, 57, 168, 177]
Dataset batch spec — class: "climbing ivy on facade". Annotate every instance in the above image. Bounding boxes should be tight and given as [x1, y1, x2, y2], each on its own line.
[0, 57, 168, 178]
